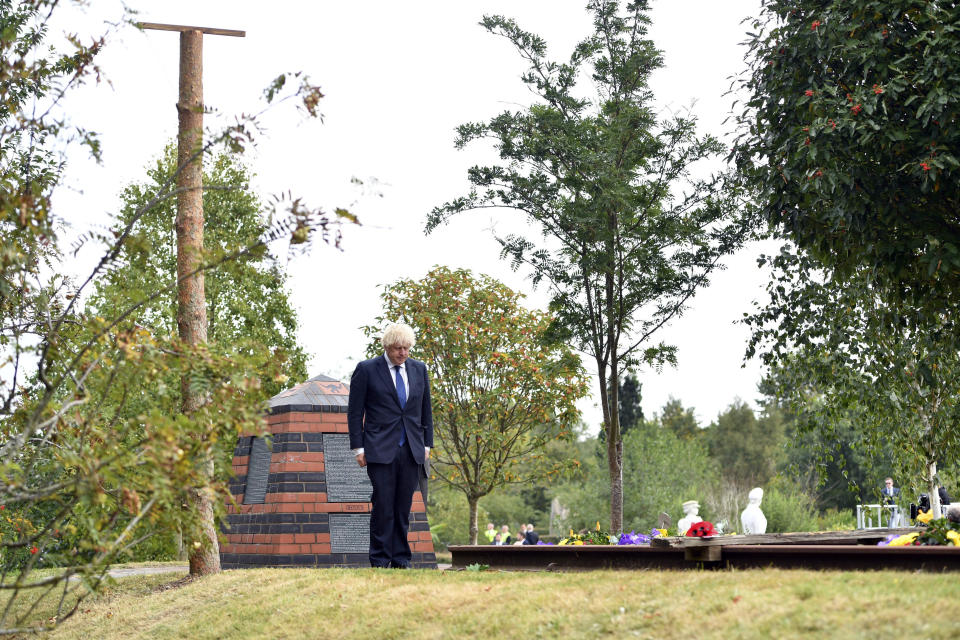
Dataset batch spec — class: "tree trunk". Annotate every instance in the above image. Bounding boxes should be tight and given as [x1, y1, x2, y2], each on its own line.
[927, 459, 941, 519]
[603, 265, 623, 534]
[468, 495, 479, 545]
[176, 29, 220, 576]
[597, 356, 623, 533]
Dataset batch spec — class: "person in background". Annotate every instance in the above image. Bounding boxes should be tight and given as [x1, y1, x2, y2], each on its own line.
[939, 485, 952, 506]
[483, 522, 497, 544]
[500, 524, 512, 545]
[881, 477, 900, 503]
[881, 477, 902, 527]
[512, 524, 527, 546]
[493, 532, 503, 546]
[524, 523, 539, 545]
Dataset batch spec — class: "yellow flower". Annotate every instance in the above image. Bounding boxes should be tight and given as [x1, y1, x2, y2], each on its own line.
[596, 521, 601, 531]
[887, 532, 919, 547]
[946, 531, 960, 546]
[559, 538, 568, 546]
[655, 528, 667, 537]
[916, 510, 934, 524]
[574, 540, 584, 545]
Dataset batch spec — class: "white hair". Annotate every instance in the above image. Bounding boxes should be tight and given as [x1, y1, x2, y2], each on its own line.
[381, 322, 416, 349]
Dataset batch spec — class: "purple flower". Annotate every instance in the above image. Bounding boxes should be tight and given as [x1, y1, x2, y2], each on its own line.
[877, 534, 898, 547]
[536, 540, 554, 545]
[617, 531, 651, 545]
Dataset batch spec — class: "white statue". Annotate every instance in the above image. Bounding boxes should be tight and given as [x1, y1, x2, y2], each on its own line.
[677, 500, 702, 535]
[741, 487, 767, 534]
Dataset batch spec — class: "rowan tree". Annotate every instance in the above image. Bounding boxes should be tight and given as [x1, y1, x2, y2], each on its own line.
[429, 0, 749, 532]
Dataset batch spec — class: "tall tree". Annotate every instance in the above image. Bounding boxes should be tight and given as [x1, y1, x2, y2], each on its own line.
[428, 0, 748, 532]
[365, 266, 588, 544]
[735, 0, 960, 518]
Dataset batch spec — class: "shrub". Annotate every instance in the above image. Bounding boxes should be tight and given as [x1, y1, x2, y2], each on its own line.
[761, 480, 820, 533]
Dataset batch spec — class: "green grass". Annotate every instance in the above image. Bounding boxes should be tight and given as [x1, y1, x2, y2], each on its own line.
[16, 567, 956, 639]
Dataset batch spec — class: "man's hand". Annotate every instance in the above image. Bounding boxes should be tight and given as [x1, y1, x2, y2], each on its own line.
[356, 453, 366, 467]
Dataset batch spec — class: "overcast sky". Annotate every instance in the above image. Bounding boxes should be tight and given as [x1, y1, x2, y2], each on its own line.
[52, 0, 773, 432]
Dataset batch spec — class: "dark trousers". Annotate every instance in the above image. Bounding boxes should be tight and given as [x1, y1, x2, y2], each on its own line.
[365, 442, 419, 567]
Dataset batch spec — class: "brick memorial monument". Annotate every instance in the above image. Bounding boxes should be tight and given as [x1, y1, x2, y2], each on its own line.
[220, 374, 437, 569]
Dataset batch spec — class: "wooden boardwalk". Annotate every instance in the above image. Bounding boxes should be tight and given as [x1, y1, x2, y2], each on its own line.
[449, 528, 960, 571]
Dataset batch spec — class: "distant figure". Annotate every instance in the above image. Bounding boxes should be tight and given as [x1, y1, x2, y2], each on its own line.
[493, 532, 503, 546]
[500, 525, 512, 545]
[938, 485, 952, 506]
[677, 500, 703, 536]
[741, 487, 767, 534]
[484, 522, 497, 544]
[881, 477, 900, 504]
[524, 523, 539, 545]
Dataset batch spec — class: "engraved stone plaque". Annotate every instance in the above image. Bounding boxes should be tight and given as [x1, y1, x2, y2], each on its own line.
[329, 514, 370, 554]
[322, 433, 373, 502]
[243, 436, 270, 504]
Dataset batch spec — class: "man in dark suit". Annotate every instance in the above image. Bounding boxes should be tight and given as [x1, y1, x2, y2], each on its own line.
[348, 323, 433, 569]
[523, 523, 539, 545]
[881, 477, 901, 527]
[881, 477, 900, 504]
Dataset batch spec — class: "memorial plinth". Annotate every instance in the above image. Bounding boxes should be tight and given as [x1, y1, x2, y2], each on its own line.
[220, 374, 437, 569]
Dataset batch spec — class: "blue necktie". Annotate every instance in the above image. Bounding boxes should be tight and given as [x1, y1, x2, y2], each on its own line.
[395, 365, 406, 447]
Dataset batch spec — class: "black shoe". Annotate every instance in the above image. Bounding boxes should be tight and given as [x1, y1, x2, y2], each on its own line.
[390, 561, 412, 569]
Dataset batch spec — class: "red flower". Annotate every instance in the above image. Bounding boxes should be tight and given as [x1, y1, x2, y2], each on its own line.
[0, 505, 4, 510]
[30, 546, 38, 554]
[846, 93, 853, 102]
[805, 90, 814, 97]
[815, 170, 824, 177]
[873, 84, 884, 94]
[921, 162, 930, 171]
[851, 104, 862, 115]
[802, 127, 810, 132]
[881, 29, 888, 38]
[804, 137, 811, 145]
[686, 521, 718, 537]
[829, 119, 836, 129]
[811, 20, 821, 30]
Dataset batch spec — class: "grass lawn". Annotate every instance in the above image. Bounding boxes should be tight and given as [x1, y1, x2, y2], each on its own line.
[16, 566, 955, 639]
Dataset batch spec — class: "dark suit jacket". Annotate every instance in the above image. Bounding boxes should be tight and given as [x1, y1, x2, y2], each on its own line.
[881, 486, 900, 504]
[523, 530, 540, 545]
[348, 356, 434, 464]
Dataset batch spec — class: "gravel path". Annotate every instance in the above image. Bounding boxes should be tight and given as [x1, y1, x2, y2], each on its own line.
[107, 565, 188, 579]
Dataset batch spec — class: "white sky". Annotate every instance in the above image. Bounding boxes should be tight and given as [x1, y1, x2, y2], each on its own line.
[52, 0, 774, 432]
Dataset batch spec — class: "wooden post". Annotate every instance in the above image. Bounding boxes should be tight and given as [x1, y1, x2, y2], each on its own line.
[140, 22, 244, 577]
